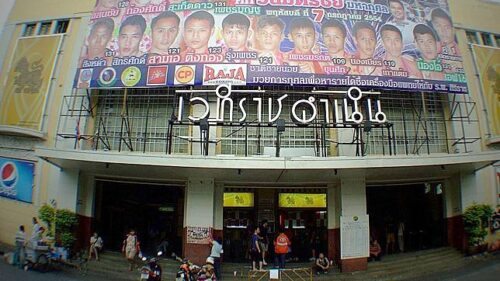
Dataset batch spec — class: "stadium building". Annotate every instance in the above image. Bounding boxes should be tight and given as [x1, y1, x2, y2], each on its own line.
[0, 0, 499, 271]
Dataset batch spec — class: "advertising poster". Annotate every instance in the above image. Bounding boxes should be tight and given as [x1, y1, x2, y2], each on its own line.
[0, 36, 62, 131]
[0, 157, 35, 203]
[74, 0, 467, 93]
[187, 226, 212, 244]
[279, 193, 327, 208]
[472, 45, 500, 142]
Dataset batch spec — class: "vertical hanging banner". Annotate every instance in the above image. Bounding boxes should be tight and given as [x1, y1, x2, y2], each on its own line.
[472, 45, 500, 143]
[0, 157, 35, 203]
[0, 35, 62, 131]
[73, 0, 467, 93]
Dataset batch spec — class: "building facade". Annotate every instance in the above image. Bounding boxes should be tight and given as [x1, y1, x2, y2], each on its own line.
[0, 0, 499, 272]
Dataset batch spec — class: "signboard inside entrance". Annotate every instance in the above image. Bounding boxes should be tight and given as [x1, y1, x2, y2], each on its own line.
[74, 0, 467, 93]
[279, 193, 326, 208]
[224, 192, 254, 207]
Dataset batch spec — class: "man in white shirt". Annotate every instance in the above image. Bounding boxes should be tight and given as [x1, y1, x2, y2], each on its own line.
[209, 237, 223, 280]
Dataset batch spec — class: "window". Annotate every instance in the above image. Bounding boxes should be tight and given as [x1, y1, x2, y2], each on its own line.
[481, 32, 493, 46]
[55, 20, 69, 34]
[21, 19, 70, 37]
[495, 35, 500, 47]
[466, 31, 479, 44]
[23, 23, 36, 37]
[38, 22, 52, 35]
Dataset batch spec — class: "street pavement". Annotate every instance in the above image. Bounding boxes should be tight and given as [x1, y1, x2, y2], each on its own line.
[0, 253, 499, 280]
[409, 254, 500, 281]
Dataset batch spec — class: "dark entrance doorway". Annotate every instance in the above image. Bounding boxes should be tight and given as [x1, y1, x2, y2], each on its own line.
[94, 180, 184, 256]
[367, 183, 445, 254]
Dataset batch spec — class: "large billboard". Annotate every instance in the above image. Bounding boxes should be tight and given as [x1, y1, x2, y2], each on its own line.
[0, 36, 62, 131]
[74, 0, 467, 93]
[0, 157, 35, 203]
[472, 45, 500, 143]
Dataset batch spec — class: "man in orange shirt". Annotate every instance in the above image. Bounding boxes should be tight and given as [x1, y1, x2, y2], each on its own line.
[274, 228, 291, 269]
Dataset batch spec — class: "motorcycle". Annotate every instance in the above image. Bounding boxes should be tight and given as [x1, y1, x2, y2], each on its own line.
[175, 256, 217, 281]
[140, 251, 163, 281]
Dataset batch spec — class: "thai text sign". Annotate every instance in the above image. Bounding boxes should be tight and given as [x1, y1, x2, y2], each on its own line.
[279, 193, 327, 208]
[224, 192, 255, 207]
[0, 157, 35, 203]
[1, 36, 62, 130]
[75, 0, 467, 93]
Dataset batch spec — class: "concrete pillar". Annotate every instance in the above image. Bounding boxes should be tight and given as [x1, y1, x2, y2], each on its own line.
[444, 176, 465, 250]
[47, 167, 79, 211]
[340, 175, 368, 272]
[327, 183, 341, 265]
[75, 174, 95, 250]
[213, 183, 224, 240]
[183, 177, 215, 265]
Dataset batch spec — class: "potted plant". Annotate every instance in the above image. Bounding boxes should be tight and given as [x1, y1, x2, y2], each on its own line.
[462, 203, 494, 255]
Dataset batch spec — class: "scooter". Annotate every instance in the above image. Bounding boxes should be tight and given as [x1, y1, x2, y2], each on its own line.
[140, 251, 163, 281]
[175, 255, 200, 281]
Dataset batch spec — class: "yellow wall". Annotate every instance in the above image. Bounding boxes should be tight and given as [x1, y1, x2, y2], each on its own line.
[449, 0, 500, 151]
[0, 0, 93, 246]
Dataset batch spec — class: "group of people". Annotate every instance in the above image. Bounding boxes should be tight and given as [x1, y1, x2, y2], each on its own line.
[12, 217, 47, 268]
[80, 0, 461, 81]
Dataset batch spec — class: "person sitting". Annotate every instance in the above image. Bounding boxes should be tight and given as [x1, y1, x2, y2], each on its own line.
[315, 252, 330, 275]
[369, 238, 382, 261]
[89, 232, 104, 261]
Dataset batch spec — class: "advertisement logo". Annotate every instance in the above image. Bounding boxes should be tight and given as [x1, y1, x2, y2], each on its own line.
[203, 64, 247, 86]
[98, 67, 117, 87]
[147, 66, 168, 86]
[121, 66, 142, 87]
[0, 162, 18, 189]
[175, 65, 195, 85]
[77, 68, 93, 88]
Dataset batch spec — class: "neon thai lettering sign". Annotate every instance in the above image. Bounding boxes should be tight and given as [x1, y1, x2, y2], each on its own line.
[176, 85, 387, 126]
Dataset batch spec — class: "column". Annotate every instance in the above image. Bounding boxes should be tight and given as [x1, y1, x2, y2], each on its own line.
[75, 174, 95, 250]
[444, 176, 465, 250]
[327, 183, 341, 265]
[46, 167, 79, 211]
[213, 183, 224, 240]
[183, 177, 215, 265]
[340, 175, 368, 273]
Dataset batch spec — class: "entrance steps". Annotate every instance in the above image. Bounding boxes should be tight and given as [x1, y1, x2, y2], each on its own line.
[71, 247, 480, 280]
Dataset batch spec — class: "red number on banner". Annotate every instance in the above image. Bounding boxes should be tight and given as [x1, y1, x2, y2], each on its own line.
[311, 9, 325, 22]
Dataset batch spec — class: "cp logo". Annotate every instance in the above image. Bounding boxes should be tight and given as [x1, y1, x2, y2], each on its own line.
[176, 66, 194, 84]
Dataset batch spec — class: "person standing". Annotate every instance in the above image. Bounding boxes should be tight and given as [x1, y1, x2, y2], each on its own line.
[209, 237, 223, 280]
[251, 226, 263, 271]
[259, 220, 269, 266]
[274, 228, 291, 269]
[398, 221, 405, 252]
[14, 225, 26, 268]
[122, 229, 140, 271]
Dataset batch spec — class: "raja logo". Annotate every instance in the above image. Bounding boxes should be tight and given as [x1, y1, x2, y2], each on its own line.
[0, 162, 17, 189]
[203, 64, 246, 85]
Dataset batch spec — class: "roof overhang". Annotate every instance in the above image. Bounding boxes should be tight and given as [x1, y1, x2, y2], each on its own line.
[35, 147, 500, 185]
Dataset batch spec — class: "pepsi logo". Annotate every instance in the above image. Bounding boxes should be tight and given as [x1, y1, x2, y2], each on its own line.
[1, 162, 18, 189]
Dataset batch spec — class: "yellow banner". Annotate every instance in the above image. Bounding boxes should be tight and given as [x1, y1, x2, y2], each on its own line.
[0, 36, 61, 130]
[473, 45, 500, 139]
[279, 193, 326, 208]
[223, 193, 254, 207]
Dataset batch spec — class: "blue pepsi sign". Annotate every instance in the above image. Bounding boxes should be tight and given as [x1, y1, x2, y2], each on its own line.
[0, 157, 35, 203]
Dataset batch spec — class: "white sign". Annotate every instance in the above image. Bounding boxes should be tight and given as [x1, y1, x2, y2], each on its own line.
[341, 215, 369, 259]
[269, 269, 279, 280]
